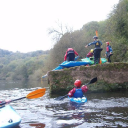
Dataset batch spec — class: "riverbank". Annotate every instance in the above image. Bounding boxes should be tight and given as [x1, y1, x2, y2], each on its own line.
[48, 62, 128, 94]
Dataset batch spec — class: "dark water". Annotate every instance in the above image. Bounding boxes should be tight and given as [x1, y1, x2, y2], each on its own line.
[0, 80, 128, 128]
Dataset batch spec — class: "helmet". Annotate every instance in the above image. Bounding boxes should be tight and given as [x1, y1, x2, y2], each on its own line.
[106, 42, 109, 45]
[90, 49, 94, 53]
[68, 48, 73, 51]
[74, 80, 81, 88]
[93, 36, 98, 39]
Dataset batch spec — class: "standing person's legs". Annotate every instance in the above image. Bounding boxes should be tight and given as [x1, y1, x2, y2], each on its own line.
[94, 51, 98, 64]
[94, 48, 102, 64]
[106, 52, 111, 62]
[108, 57, 111, 62]
[108, 53, 112, 63]
[97, 49, 102, 63]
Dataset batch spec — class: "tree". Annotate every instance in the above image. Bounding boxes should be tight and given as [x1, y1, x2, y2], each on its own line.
[48, 20, 73, 43]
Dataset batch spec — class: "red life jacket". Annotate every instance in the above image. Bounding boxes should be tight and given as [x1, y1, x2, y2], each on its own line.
[106, 46, 109, 52]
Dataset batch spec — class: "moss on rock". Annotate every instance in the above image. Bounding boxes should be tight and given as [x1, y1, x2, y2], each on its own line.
[48, 62, 128, 94]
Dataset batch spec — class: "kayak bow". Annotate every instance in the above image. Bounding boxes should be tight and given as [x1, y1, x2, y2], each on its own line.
[0, 105, 21, 128]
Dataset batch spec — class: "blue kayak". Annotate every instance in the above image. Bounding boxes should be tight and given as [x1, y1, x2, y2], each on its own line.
[0, 105, 21, 128]
[68, 96, 87, 104]
[53, 56, 80, 70]
[60, 61, 90, 68]
[42, 57, 80, 78]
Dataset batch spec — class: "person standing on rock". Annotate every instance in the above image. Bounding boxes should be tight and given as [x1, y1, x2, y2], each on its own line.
[85, 36, 103, 64]
[105, 42, 113, 63]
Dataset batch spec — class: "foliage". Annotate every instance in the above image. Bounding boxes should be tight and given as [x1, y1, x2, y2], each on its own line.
[105, 0, 128, 62]
[0, 50, 49, 80]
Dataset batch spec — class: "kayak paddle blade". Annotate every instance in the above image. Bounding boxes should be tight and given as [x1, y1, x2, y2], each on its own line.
[26, 88, 46, 99]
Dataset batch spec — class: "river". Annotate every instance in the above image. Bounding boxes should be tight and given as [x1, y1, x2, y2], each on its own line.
[0, 80, 128, 128]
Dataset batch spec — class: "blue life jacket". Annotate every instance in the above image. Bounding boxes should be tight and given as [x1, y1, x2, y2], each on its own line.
[95, 41, 102, 48]
[73, 88, 83, 98]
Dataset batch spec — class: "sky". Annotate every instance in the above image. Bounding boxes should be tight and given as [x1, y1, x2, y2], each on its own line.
[0, 0, 119, 53]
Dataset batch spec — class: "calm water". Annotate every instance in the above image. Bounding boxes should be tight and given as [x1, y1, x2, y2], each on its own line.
[0, 80, 128, 128]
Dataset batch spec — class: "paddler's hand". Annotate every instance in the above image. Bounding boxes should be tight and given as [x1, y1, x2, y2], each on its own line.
[5, 99, 11, 104]
[85, 45, 88, 48]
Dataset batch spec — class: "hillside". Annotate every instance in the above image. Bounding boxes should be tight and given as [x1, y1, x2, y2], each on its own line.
[0, 49, 50, 80]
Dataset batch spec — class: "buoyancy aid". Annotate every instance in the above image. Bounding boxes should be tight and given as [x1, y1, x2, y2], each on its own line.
[95, 41, 101, 48]
[106, 46, 110, 52]
[67, 50, 75, 55]
[73, 88, 83, 98]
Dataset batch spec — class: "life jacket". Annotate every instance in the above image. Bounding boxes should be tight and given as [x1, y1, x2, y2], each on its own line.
[95, 41, 101, 48]
[67, 50, 75, 55]
[86, 52, 93, 58]
[106, 46, 110, 52]
[73, 88, 83, 98]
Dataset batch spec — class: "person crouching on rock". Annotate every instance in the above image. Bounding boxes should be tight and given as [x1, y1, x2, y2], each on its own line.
[68, 80, 88, 98]
[86, 49, 94, 58]
[64, 48, 79, 61]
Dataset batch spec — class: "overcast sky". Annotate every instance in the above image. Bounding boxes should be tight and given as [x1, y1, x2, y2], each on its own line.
[0, 0, 119, 53]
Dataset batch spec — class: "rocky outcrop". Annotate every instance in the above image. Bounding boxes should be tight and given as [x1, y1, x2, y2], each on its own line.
[48, 62, 128, 94]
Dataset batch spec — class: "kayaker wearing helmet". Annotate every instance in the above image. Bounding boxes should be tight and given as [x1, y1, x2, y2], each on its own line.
[68, 80, 88, 98]
[105, 42, 113, 63]
[85, 36, 103, 64]
[64, 48, 79, 61]
[86, 49, 94, 58]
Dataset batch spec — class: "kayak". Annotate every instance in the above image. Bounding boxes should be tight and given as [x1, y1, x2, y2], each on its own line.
[42, 56, 80, 78]
[42, 61, 65, 78]
[0, 105, 21, 128]
[53, 56, 81, 70]
[68, 96, 87, 104]
[81, 57, 107, 65]
[52, 61, 66, 71]
[60, 61, 90, 68]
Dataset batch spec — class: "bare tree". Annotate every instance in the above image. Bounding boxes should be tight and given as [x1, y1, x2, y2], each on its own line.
[48, 20, 73, 43]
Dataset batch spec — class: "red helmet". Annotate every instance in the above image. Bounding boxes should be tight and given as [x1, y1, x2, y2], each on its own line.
[106, 42, 109, 45]
[74, 80, 81, 88]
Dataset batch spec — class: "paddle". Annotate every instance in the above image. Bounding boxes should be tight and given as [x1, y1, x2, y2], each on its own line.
[55, 77, 97, 100]
[0, 88, 46, 106]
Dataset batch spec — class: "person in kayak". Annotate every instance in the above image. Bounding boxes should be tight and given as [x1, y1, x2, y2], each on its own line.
[68, 80, 88, 98]
[85, 36, 103, 64]
[64, 48, 79, 61]
[105, 42, 113, 63]
[86, 49, 94, 58]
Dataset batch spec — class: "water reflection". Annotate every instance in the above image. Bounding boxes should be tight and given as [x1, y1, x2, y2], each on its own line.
[29, 123, 45, 128]
[0, 80, 48, 90]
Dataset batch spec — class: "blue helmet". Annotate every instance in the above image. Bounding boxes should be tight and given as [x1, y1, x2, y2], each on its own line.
[93, 36, 98, 39]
